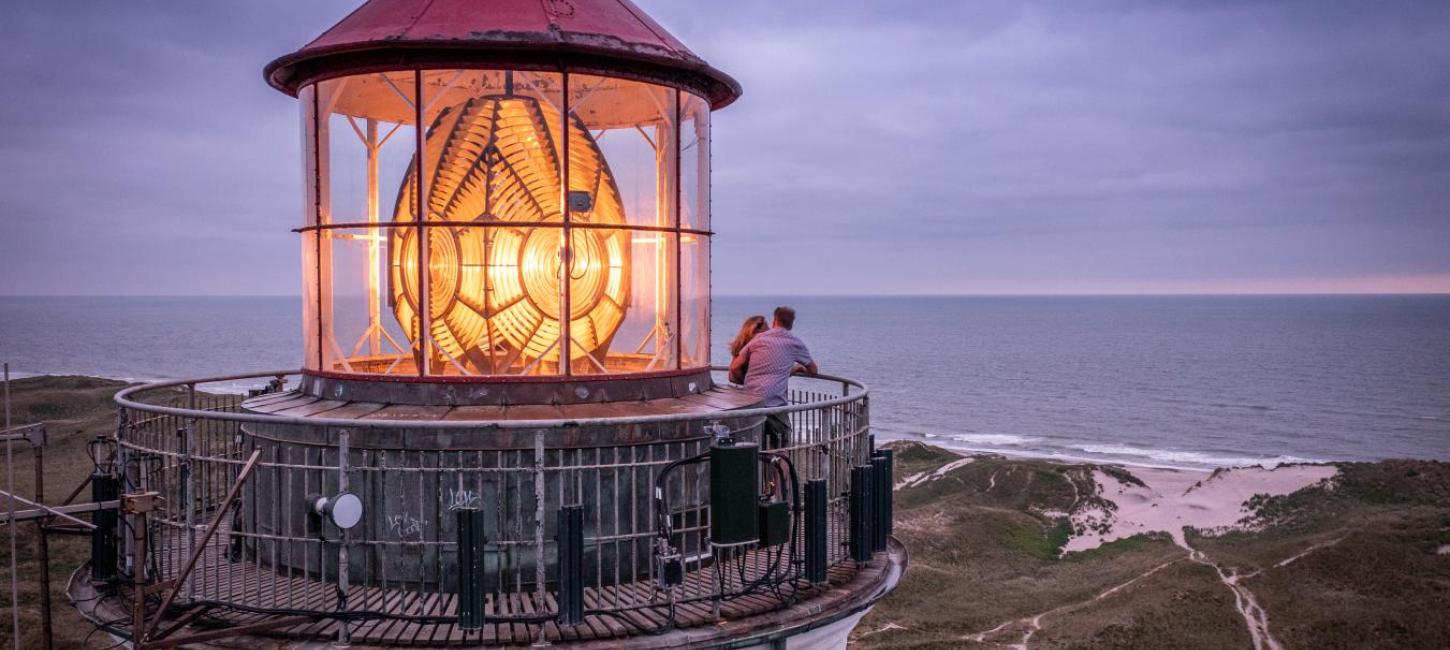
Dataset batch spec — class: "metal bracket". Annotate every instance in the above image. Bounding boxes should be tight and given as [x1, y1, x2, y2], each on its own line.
[122, 492, 165, 514]
[143, 580, 179, 595]
[0, 422, 46, 447]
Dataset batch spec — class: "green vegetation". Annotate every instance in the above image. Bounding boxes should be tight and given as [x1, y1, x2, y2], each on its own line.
[857, 441, 1450, 649]
[1002, 517, 1072, 560]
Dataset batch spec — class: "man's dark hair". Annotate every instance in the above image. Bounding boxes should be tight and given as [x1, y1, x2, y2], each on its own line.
[773, 305, 796, 330]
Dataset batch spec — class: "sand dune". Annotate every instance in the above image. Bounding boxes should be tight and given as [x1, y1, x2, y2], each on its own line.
[1065, 464, 1338, 552]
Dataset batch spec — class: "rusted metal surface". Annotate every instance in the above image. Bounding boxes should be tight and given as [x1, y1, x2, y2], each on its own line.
[117, 369, 864, 430]
[264, 0, 741, 108]
[296, 366, 719, 406]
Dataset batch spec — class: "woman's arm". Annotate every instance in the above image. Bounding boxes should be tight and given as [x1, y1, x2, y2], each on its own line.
[729, 346, 750, 378]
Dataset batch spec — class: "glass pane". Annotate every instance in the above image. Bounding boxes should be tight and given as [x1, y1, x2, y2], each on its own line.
[300, 230, 320, 371]
[427, 223, 540, 376]
[681, 92, 710, 231]
[300, 84, 320, 370]
[325, 227, 416, 375]
[410, 70, 567, 376]
[570, 75, 677, 229]
[681, 234, 709, 368]
[569, 75, 678, 375]
[592, 230, 675, 374]
[315, 72, 421, 376]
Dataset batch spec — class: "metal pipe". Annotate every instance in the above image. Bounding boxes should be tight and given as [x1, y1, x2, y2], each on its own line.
[560, 69, 573, 375]
[366, 118, 383, 356]
[3, 363, 16, 650]
[415, 70, 430, 377]
[337, 430, 351, 646]
[0, 490, 95, 531]
[142, 615, 315, 650]
[533, 430, 546, 609]
[311, 84, 325, 371]
[0, 500, 118, 525]
[34, 443, 52, 650]
[181, 424, 194, 600]
[131, 508, 146, 648]
[674, 88, 683, 369]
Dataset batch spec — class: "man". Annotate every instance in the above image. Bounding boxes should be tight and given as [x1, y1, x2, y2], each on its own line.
[730, 305, 818, 447]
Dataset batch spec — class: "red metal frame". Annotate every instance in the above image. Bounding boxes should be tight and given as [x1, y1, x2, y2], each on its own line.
[294, 221, 713, 237]
[264, 0, 741, 108]
[301, 365, 709, 385]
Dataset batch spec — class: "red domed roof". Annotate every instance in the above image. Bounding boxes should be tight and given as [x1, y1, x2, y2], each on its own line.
[265, 0, 741, 108]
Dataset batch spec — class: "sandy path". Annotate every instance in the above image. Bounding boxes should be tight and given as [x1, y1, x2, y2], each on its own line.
[963, 559, 1182, 647]
[897, 457, 975, 489]
[1060, 463, 1336, 650]
[1182, 538, 1281, 650]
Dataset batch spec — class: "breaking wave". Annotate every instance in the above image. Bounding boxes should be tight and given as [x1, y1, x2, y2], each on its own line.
[1071, 444, 1322, 469]
[950, 433, 1038, 446]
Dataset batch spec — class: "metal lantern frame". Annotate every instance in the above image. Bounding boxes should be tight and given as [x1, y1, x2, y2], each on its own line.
[297, 68, 712, 382]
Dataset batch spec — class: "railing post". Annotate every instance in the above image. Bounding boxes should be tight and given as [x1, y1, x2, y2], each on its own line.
[457, 508, 487, 630]
[556, 505, 585, 626]
[533, 430, 546, 611]
[181, 423, 195, 600]
[849, 464, 874, 563]
[871, 450, 892, 553]
[34, 439, 53, 650]
[130, 508, 148, 644]
[804, 479, 828, 584]
[90, 471, 120, 581]
[336, 429, 351, 647]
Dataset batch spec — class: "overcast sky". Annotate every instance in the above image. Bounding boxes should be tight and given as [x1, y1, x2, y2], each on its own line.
[1, 1, 1447, 296]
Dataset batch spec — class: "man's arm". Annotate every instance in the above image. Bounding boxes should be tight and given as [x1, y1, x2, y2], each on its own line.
[795, 343, 818, 375]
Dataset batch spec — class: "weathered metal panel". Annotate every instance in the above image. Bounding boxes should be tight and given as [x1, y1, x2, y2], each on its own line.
[305, 0, 696, 62]
[264, 0, 742, 108]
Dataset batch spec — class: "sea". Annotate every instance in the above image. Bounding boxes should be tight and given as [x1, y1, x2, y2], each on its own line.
[2, 295, 1447, 470]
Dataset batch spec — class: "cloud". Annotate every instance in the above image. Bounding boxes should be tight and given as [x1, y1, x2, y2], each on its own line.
[1, 0, 1447, 295]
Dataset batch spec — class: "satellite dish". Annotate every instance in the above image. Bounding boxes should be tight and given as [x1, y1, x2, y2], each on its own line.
[312, 492, 364, 530]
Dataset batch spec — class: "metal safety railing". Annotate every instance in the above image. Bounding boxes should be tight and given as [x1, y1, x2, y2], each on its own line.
[101, 368, 876, 644]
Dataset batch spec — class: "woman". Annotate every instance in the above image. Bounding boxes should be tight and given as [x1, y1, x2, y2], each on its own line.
[727, 315, 768, 384]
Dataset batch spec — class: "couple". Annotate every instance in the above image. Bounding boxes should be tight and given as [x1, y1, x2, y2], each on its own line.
[728, 305, 818, 448]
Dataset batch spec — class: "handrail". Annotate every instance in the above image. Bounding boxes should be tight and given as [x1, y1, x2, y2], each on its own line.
[115, 367, 868, 430]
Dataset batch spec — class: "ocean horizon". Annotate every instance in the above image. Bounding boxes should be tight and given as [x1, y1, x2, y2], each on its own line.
[2, 294, 1447, 471]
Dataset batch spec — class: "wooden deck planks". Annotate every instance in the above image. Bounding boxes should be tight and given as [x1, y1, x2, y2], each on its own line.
[128, 524, 867, 647]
